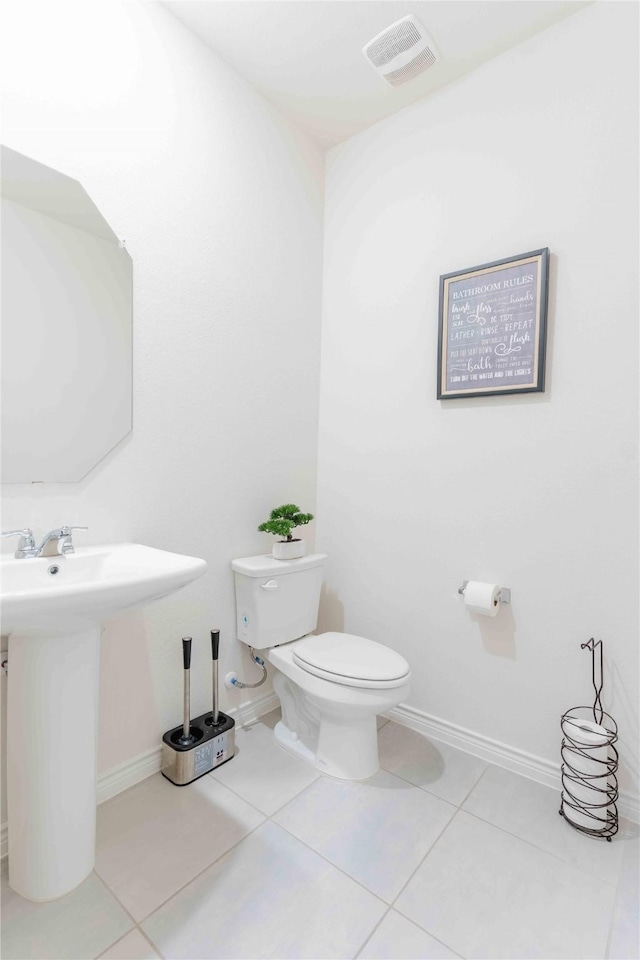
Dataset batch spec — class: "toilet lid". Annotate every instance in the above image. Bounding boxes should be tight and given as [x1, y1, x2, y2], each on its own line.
[292, 632, 410, 688]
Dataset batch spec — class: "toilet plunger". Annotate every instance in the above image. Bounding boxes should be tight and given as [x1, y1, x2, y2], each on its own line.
[210, 629, 221, 725]
[178, 637, 194, 745]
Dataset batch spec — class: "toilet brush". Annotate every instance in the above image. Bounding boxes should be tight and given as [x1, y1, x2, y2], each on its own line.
[178, 637, 195, 745]
[161, 630, 236, 786]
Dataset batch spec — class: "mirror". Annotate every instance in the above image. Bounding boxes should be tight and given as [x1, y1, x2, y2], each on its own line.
[1, 146, 132, 482]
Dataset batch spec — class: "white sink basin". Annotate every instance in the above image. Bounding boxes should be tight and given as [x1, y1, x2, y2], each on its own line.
[0, 542, 208, 636]
[2, 541, 207, 903]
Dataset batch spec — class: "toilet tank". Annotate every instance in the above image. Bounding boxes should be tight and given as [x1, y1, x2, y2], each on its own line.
[231, 553, 327, 649]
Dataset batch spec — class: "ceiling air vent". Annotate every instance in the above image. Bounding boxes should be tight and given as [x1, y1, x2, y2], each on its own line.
[362, 15, 438, 87]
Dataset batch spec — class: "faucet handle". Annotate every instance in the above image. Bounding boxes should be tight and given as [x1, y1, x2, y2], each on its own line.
[59, 526, 88, 554]
[1, 528, 37, 558]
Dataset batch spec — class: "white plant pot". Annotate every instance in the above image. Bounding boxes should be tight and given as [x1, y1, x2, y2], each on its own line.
[272, 539, 306, 560]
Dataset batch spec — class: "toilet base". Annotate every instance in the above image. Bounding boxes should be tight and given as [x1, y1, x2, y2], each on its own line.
[273, 719, 318, 767]
[273, 714, 379, 781]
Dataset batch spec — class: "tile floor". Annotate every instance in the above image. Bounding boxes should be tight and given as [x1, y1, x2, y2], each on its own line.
[2, 712, 638, 960]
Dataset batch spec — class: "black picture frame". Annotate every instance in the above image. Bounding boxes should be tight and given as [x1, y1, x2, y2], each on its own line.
[437, 248, 550, 400]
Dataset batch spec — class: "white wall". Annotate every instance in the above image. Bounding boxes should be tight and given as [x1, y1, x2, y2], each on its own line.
[317, 2, 639, 801]
[0, 0, 324, 819]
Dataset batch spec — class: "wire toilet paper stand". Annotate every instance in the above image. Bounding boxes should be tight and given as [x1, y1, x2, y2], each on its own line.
[559, 638, 619, 841]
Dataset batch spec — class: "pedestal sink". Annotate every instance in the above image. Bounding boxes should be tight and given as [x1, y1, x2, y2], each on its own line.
[0, 543, 207, 902]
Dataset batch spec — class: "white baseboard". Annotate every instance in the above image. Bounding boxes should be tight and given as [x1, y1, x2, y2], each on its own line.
[3, 693, 635, 862]
[387, 702, 640, 825]
[0, 690, 280, 860]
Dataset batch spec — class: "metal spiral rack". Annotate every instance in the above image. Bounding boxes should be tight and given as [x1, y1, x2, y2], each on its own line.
[559, 638, 619, 841]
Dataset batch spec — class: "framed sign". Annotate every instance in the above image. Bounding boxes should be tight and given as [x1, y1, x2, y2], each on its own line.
[437, 247, 549, 399]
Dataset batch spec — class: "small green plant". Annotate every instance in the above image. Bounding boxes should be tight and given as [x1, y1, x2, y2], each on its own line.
[258, 503, 314, 542]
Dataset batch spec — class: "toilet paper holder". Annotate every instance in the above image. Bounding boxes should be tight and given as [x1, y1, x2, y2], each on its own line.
[559, 638, 619, 841]
[457, 581, 511, 603]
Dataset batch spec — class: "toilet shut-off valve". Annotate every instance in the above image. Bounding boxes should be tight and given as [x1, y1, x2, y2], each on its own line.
[225, 646, 267, 689]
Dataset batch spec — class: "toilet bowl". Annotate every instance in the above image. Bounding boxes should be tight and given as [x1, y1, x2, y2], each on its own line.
[269, 632, 410, 779]
[232, 553, 411, 780]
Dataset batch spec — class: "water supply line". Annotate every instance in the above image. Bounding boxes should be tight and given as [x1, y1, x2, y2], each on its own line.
[225, 647, 267, 689]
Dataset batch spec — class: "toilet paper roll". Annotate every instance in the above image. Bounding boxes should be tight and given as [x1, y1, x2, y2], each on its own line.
[562, 717, 611, 831]
[463, 581, 501, 617]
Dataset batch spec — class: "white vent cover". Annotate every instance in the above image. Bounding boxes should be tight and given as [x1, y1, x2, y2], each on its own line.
[362, 15, 438, 87]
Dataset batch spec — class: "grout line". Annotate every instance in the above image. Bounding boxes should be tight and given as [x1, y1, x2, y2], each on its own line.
[602, 836, 639, 960]
[425, 932, 466, 960]
[265, 777, 322, 819]
[134, 816, 267, 925]
[266, 813, 389, 910]
[209, 762, 321, 819]
[206, 769, 275, 817]
[76, 720, 629, 959]
[95, 735, 328, 931]
[95, 932, 130, 960]
[377, 721, 491, 808]
[136, 925, 166, 960]
[92, 869, 141, 933]
[107, 710, 426, 930]
[366, 908, 466, 960]
[603, 893, 617, 960]
[130, 807, 392, 952]
[265, 767, 462, 941]
[95, 924, 166, 960]
[384, 725, 627, 887]
[460, 806, 620, 891]
[457, 758, 492, 808]
[385, 806, 467, 960]
[389, 805, 463, 909]
[352, 905, 392, 959]
[94, 773, 272, 925]
[91, 871, 166, 959]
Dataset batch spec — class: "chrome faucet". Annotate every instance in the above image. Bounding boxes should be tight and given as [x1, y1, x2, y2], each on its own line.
[1, 528, 37, 558]
[1, 525, 88, 558]
[35, 526, 88, 557]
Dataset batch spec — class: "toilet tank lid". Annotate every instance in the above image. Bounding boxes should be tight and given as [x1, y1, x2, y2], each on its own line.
[231, 553, 327, 577]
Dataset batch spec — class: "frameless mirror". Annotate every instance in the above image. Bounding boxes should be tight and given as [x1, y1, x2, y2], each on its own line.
[1, 146, 132, 482]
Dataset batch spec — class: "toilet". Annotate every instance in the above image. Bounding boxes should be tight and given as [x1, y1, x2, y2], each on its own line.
[232, 552, 410, 780]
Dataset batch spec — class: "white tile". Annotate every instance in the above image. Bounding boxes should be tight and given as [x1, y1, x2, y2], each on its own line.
[395, 811, 616, 960]
[607, 829, 640, 959]
[210, 713, 320, 815]
[98, 929, 160, 959]
[95, 772, 264, 921]
[377, 715, 390, 730]
[358, 910, 461, 959]
[273, 770, 455, 902]
[141, 821, 386, 959]
[378, 722, 487, 805]
[0, 865, 132, 960]
[463, 764, 626, 885]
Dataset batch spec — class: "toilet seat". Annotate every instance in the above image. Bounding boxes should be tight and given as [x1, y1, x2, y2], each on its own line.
[292, 631, 410, 689]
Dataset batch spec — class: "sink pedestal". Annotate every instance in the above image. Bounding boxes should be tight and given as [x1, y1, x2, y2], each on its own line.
[1, 542, 208, 901]
[7, 628, 100, 901]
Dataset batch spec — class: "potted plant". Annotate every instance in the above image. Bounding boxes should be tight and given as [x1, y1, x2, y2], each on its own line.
[258, 503, 314, 560]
